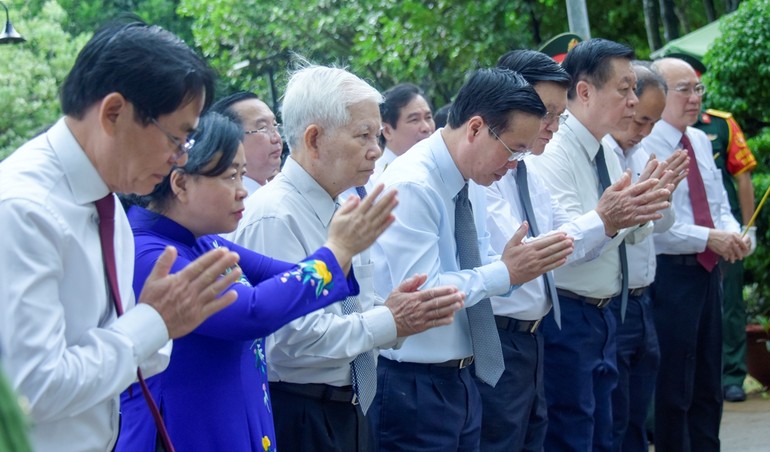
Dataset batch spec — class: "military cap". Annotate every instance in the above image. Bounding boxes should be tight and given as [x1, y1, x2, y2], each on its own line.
[662, 52, 708, 76]
[539, 32, 584, 63]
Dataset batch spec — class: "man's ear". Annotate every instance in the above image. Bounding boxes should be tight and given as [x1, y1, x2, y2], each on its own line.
[304, 124, 323, 159]
[467, 115, 485, 141]
[575, 80, 592, 104]
[382, 123, 395, 142]
[169, 170, 188, 203]
[98, 92, 129, 137]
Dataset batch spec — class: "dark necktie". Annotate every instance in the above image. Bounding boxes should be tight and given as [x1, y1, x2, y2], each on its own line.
[455, 184, 505, 386]
[594, 147, 629, 321]
[681, 134, 719, 271]
[516, 161, 561, 328]
[95, 195, 176, 452]
[340, 186, 377, 413]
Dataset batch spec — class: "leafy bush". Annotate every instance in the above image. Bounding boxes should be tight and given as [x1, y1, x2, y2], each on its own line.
[744, 128, 770, 321]
[0, 1, 90, 160]
[703, 0, 770, 137]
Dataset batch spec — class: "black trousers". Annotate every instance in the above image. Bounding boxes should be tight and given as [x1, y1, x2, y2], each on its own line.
[652, 255, 723, 452]
[270, 383, 372, 452]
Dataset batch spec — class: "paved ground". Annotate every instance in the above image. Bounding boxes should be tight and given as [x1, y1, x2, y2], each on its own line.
[650, 382, 770, 451]
[720, 391, 770, 451]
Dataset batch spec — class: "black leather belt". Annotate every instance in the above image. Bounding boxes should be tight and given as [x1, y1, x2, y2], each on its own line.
[270, 382, 359, 405]
[495, 315, 542, 334]
[433, 356, 475, 369]
[557, 288, 613, 309]
[659, 254, 701, 266]
[628, 286, 649, 297]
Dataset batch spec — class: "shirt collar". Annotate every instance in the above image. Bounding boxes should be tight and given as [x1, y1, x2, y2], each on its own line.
[281, 157, 337, 228]
[655, 119, 688, 149]
[562, 111, 603, 161]
[49, 118, 110, 205]
[428, 129, 466, 198]
[127, 205, 197, 247]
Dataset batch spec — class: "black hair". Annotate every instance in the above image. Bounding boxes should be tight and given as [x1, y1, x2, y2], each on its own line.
[379, 83, 432, 147]
[434, 103, 452, 129]
[121, 112, 243, 213]
[448, 68, 546, 133]
[61, 18, 216, 125]
[561, 38, 635, 100]
[632, 63, 668, 97]
[209, 92, 261, 127]
[497, 49, 572, 89]
[380, 83, 430, 127]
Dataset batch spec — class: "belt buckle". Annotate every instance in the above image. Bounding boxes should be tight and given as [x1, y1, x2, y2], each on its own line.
[595, 298, 611, 308]
[527, 318, 543, 333]
[351, 393, 359, 405]
[458, 356, 474, 369]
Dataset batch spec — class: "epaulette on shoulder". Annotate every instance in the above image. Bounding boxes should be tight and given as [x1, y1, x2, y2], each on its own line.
[705, 108, 733, 119]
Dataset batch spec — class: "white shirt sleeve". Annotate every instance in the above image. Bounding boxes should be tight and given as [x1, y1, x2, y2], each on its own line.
[0, 199, 168, 423]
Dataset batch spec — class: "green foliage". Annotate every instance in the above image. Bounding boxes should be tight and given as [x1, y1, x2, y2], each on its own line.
[0, 1, 90, 160]
[744, 131, 770, 322]
[703, 0, 770, 136]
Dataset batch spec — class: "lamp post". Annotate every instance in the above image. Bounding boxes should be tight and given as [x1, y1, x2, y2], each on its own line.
[0, 1, 25, 45]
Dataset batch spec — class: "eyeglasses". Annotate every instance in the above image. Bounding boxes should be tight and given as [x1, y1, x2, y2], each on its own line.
[543, 111, 568, 126]
[488, 127, 530, 162]
[151, 118, 195, 161]
[671, 83, 706, 97]
[244, 123, 282, 137]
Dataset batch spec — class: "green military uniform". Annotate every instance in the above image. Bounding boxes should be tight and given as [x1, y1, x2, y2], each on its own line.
[0, 368, 32, 452]
[694, 108, 757, 391]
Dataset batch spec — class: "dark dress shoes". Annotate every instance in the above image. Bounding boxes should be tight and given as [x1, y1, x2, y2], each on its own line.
[724, 384, 747, 402]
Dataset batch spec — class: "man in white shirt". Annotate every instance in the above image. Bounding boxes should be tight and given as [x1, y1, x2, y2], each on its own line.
[231, 65, 464, 451]
[527, 39, 673, 451]
[369, 83, 435, 188]
[369, 68, 576, 450]
[210, 92, 283, 193]
[643, 57, 750, 452]
[603, 64, 687, 452]
[480, 50, 675, 452]
[0, 21, 242, 451]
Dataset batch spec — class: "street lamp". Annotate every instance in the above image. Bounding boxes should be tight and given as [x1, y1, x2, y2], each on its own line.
[0, 1, 25, 45]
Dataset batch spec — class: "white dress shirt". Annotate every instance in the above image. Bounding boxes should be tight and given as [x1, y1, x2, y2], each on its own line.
[604, 135, 675, 288]
[366, 146, 398, 192]
[642, 120, 740, 253]
[482, 165, 609, 320]
[242, 175, 263, 196]
[527, 113, 650, 298]
[373, 130, 513, 363]
[231, 157, 397, 386]
[0, 118, 170, 452]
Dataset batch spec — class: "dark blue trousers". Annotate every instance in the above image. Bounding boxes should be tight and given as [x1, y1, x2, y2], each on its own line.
[652, 255, 723, 452]
[542, 294, 618, 452]
[476, 326, 547, 451]
[609, 288, 660, 452]
[368, 357, 482, 451]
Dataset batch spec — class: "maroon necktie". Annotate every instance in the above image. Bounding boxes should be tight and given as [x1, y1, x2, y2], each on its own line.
[95, 194, 176, 452]
[681, 134, 719, 272]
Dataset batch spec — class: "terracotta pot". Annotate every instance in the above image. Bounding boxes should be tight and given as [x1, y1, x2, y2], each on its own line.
[746, 324, 770, 388]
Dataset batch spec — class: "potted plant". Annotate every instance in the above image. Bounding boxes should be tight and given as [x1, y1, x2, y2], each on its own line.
[744, 283, 770, 388]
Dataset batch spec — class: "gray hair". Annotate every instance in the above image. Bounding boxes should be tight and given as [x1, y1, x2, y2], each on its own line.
[281, 65, 383, 151]
[633, 62, 668, 97]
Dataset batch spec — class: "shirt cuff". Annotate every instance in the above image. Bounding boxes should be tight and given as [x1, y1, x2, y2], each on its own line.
[362, 305, 398, 345]
[109, 304, 169, 364]
[481, 260, 518, 298]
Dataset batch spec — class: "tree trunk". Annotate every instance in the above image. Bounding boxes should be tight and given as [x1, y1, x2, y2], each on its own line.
[703, 0, 717, 22]
[659, 0, 681, 41]
[725, 0, 740, 12]
[643, 0, 663, 51]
